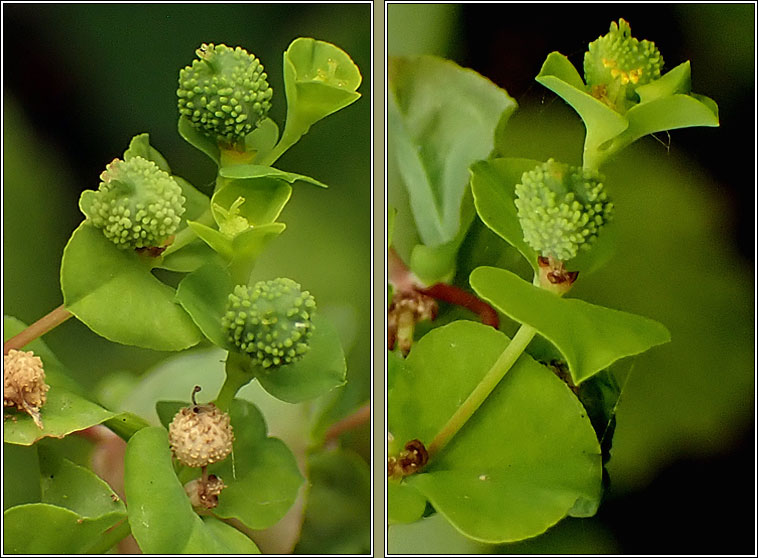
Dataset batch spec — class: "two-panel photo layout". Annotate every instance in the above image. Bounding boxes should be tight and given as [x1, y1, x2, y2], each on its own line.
[2, 2, 755, 556]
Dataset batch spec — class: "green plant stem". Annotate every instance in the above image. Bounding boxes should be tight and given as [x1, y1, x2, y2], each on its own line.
[426, 323, 538, 459]
[215, 352, 255, 412]
[324, 403, 371, 445]
[82, 518, 132, 554]
[3, 304, 73, 355]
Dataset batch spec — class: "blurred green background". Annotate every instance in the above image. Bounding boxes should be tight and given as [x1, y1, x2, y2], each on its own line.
[3, 4, 371, 454]
[388, 3, 754, 555]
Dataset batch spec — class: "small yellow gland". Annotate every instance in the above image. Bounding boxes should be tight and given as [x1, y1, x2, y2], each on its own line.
[4, 349, 49, 428]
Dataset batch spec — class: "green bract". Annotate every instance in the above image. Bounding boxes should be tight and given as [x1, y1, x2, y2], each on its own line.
[178, 43, 273, 148]
[221, 278, 316, 368]
[79, 156, 185, 250]
[514, 159, 613, 262]
[584, 18, 664, 113]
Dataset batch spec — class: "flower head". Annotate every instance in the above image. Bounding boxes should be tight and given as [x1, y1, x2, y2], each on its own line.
[177, 43, 273, 148]
[221, 278, 316, 369]
[514, 159, 613, 262]
[584, 19, 664, 112]
[80, 156, 185, 250]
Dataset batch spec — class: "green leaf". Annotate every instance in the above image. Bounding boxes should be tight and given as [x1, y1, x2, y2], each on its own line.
[244, 117, 279, 161]
[210, 399, 304, 529]
[102, 412, 152, 441]
[3, 445, 127, 553]
[173, 176, 211, 223]
[636, 61, 692, 104]
[3, 504, 127, 554]
[535, 52, 628, 169]
[470, 266, 671, 384]
[388, 55, 517, 247]
[218, 164, 328, 189]
[60, 221, 202, 351]
[123, 132, 171, 173]
[124, 426, 260, 554]
[388, 479, 427, 525]
[4, 385, 118, 446]
[470, 158, 540, 272]
[186, 221, 286, 284]
[388, 321, 602, 543]
[295, 449, 371, 554]
[39, 445, 124, 517]
[175, 263, 234, 348]
[178, 115, 221, 166]
[281, 37, 362, 141]
[409, 187, 476, 283]
[470, 158, 616, 275]
[250, 314, 347, 403]
[213, 176, 292, 227]
[3, 443, 41, 509]
[159, 237, 224, 273]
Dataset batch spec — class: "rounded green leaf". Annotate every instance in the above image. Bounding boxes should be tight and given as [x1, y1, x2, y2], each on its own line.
[4, 386, 119, 446]
[389, 320, 602, 543]
[388, 479, 427, 525]
[60, 221, 202, 351]
[213, 176, 292, 227]
[3, 504, 127, 554]
[388, 55, 516, 248]
[251, 313, 347, 403]
[470, 266, 671, 384]
[39, 445, 125, 516]
[390, 321, 601, 541]
[175, 263, 234, 347]
[535, 52, 628, 169]
[123, 133, 171, 173]
[178, 115, 221, 166]
[244, 117, 280, 161]
[209, 399, 305, 530]
[282, 37, 362, 138]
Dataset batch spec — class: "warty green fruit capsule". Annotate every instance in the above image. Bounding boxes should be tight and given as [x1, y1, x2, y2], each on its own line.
[584, 18, 663, 112]
[514, 159, 614, 263]
[177, 43, 273, 148]
[80, 156, 186, 250]
[221, 278, 316, 369]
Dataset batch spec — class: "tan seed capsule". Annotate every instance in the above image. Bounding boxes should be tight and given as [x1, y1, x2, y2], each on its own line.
[168, 402, 234, 468]
[3, 349, 49, 428]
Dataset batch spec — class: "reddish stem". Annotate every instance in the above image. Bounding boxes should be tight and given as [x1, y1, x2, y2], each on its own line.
[419, 283, 499, 329]
[4, 304, 73, 355]
[324, 403, 370, 445]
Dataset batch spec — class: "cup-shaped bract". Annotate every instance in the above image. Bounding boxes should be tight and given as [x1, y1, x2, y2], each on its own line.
[178, 43, 273, 149]
[584, 18, 664, 113]
[221, 278, 316, 369]
[79, 156, 186, 250]
[514, 159, 613, 262]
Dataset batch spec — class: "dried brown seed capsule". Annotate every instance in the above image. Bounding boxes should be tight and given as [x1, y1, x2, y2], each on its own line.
[184, 474, 227, 509]
[168, 401, 234, 468]
[4, 349, 49, 428]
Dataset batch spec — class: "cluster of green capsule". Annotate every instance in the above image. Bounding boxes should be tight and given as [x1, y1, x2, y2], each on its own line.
[515, 159, 613, 262]
[177, 43, 273, 148]
[221, 278, 316, 369]
[584, 18, 664, 112]
[81, 156, 185, 250]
